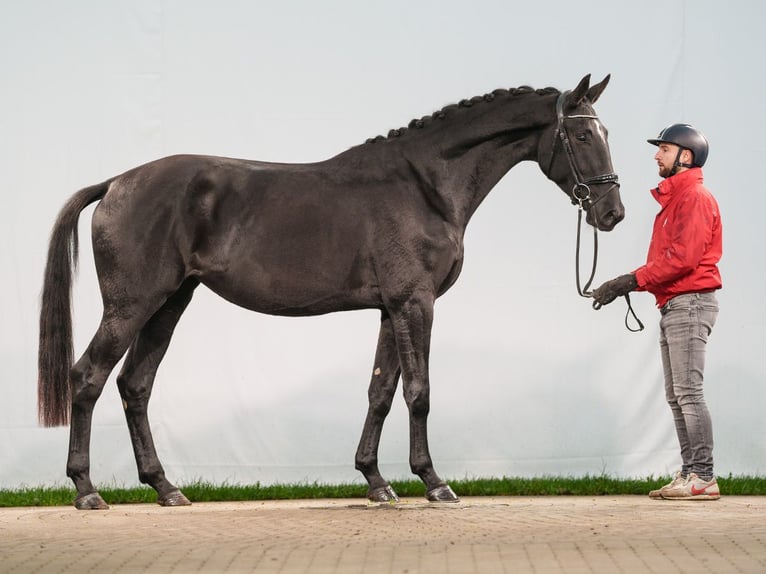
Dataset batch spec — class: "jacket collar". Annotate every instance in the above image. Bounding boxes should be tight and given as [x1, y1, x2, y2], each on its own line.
[651, 167, 704, 207]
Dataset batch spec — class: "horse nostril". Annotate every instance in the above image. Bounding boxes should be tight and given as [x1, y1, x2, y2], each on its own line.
[594, 209, 624, 231]
[604, 209, 625, 229]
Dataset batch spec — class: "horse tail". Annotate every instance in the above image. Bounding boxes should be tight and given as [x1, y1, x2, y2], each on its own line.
[38, 179, 112, 427]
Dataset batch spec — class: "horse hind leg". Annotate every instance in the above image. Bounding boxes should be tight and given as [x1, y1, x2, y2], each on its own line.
[116, 278, 199, 507]
[67, 306, 165, 510]
[355, 313, 402, 502]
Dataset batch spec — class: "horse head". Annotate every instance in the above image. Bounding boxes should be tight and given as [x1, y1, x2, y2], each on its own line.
[541, 74, 625, 231]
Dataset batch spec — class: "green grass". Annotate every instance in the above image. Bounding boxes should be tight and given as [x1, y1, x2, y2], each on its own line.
[2, 475, 765, 507]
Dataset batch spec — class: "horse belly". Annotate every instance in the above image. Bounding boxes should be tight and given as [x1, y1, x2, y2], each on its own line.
[196, 221, 381, 317]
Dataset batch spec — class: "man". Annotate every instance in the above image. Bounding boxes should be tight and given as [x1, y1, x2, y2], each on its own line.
[592, 123, 723, 500]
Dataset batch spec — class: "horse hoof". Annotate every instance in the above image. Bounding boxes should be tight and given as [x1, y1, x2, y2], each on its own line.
[367, 485, 400, 503]
[426, 484, 459, 503]
[74, 492, 110, 510]
[158, 489, 191, 507]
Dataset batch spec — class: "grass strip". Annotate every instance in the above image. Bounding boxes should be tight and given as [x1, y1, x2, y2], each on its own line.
[3, 475, 765, 507]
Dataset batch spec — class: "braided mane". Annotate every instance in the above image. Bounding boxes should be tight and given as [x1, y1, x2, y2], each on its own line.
[365, 85, 560, 144]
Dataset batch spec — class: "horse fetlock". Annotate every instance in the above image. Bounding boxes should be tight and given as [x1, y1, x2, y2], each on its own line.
[354, 456, 378, 477]
[65, 460, 90, 482]
[137, 469, 167, 487]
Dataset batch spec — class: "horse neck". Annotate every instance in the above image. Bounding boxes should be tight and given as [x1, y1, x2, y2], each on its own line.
[397, 94, 555, 229]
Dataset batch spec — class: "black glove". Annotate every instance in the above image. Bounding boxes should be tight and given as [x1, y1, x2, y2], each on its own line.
[591, 274, 637, 308]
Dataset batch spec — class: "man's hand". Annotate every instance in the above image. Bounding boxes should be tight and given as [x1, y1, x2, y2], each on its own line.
[591, 274, 638, 308]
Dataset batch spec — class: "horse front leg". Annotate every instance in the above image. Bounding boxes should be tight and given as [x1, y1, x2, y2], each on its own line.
[355, 314, 402, 502]
[392, 293, 458, 503]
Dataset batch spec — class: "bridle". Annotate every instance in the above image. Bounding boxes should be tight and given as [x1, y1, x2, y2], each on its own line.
[548, 90, 619, 296]
[549, 90, 643, 332]
[548, 90, 620, 217]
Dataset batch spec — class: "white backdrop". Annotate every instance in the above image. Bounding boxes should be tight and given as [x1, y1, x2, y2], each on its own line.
[2, 0, 765, 489]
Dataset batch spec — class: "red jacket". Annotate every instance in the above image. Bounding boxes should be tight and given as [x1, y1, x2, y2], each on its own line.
[633, 168, 722, 308]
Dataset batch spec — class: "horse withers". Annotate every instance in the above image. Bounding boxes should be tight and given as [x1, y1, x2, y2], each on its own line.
[38, 74, 623, 509]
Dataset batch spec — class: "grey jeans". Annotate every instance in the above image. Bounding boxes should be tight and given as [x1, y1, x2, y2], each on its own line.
[659, 292, 719, 480]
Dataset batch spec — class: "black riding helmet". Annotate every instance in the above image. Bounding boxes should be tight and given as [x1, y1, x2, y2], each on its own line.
[647, 124, 709, 173]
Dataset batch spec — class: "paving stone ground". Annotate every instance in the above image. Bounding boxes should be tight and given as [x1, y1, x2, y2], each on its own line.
[1, 496, 765, 573]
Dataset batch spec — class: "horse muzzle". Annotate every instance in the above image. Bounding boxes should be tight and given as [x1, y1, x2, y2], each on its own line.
[580, 182, 624, 231]
[587, 200, 624, 231]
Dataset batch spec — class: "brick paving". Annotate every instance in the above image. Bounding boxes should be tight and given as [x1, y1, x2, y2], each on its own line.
[1, 496, 765, 573]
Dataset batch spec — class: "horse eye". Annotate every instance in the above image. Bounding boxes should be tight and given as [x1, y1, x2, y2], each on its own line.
[576, 134, 587, 142]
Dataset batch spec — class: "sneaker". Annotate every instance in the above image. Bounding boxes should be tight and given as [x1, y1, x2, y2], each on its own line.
[660, 472, 720, 500]
[649, 471, 686, 499]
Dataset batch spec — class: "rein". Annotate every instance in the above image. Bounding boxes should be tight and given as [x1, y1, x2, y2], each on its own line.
[551, 91, 644, 332]
[575, 199, 644, 332]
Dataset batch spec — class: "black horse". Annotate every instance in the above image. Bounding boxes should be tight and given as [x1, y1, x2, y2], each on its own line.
[38, 74, 623, 509]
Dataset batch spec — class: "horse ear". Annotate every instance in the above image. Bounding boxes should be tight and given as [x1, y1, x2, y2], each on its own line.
[565, 74, 592, 109]
[585, 74, 611, 104]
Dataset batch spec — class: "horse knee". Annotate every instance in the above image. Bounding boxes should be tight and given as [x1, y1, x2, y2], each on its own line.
[404, 385, 430, 417]
[116, 376, 151, 403]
